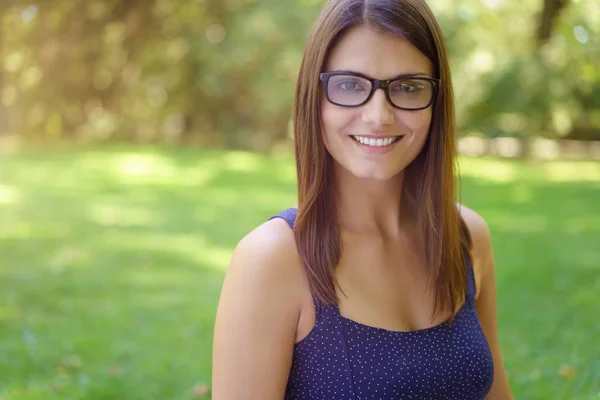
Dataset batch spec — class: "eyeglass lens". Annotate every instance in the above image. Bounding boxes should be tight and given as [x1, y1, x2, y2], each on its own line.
[326, 75, 434, 110]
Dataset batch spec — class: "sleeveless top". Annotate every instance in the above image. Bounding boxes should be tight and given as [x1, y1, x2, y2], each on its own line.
[270, 208, 495, 400]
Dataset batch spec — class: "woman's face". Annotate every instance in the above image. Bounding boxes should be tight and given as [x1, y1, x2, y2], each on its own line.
[321, 25, 435, 181]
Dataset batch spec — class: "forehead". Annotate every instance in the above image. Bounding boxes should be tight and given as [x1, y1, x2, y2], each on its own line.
[324, 25, 433, 78]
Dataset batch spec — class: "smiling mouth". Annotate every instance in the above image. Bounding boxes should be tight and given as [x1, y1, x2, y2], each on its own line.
[351, 135, 403, 147]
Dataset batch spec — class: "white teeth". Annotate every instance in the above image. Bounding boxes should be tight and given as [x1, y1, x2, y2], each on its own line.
[352, 135, 399, 147]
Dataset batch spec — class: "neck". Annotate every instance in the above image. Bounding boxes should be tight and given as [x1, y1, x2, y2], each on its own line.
[333, 164, 416, 238]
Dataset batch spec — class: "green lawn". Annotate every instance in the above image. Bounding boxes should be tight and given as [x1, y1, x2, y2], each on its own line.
[0, 145, 598, 400]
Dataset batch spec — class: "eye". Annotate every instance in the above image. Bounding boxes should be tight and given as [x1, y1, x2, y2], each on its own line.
[338, 80, 366, 91]
[392, 80, 426, 93]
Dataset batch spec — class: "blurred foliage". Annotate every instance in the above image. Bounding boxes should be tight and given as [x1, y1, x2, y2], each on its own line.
[0, 0, 599, 150]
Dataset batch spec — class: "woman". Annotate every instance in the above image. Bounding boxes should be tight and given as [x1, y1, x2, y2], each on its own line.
[212, 0, 513, 398]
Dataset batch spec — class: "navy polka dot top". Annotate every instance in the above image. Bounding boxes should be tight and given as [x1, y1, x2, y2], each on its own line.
[270, 208, 495, 400]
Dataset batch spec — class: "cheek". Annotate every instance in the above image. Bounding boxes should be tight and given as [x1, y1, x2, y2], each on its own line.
[321, 102, 350, 141]
[399, 108, 433, 135]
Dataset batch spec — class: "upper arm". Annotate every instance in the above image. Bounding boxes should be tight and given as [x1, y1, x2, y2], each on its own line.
[212, 219, 303, 400]
[459, 205, 513, 400]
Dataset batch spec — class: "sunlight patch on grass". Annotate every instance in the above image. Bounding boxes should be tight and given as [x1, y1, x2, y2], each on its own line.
[128, 268, 196, 288]
[0, 184, 20, 205]
[161, 234, 232, 271]
[77, 150, 122, 169]
[247, 191, 297, 209]
[76, 151, 182, 185]
[88, 204, 164, 227]
[117, 153, 175, 177]
[203, 187, 246, 207]
[168, 237, 233, 271]
[543, 161, 600, 182]
[0, 221, 68, 239]
[459, 157, 600, 184]
[486, 214, 550, 233]
[220, 150, 263, 172]
[263, 152, 297, 184]
[458, 158, 516, 182]
[100, 231, 205, 253]
[196, 244, 233, 271]
[275, 164, 296, 182]
[113, 153, 177, 186]
[97, 231, 232, 271]
[176, 167, 217, 187]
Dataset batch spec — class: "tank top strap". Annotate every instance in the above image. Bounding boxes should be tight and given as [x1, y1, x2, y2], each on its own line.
[464, 252, 477, 302]
[268, 207, 297, 230]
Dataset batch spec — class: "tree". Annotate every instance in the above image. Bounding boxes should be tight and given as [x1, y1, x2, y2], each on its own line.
[537, 0, 570, 46]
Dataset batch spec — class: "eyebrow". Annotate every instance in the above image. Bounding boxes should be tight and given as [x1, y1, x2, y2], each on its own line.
[329, 70, 431, 80]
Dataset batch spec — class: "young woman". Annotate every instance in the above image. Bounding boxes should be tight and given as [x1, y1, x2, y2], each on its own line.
[212, 0, 513, 398]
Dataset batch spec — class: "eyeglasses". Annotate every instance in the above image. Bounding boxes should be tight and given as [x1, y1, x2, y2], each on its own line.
[320, 71, 440, 111]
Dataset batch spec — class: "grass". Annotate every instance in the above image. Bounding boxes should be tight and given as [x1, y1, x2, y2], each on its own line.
[0, 144, 598, 400]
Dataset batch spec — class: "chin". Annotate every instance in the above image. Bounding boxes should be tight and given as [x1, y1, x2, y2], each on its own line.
[349, 166, 403, 182]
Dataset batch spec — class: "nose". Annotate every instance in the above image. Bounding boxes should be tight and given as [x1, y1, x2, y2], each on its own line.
[361, 89, 394, 127]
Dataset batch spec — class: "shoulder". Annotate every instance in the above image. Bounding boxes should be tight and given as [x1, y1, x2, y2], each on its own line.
[212, 216, 307, 397]
[214, 216, 306, 357]
[456, 204, 494, 298]
[227, 216, 305, 302]
[235, 217, 297, 260]
[457, 204, 491, 248]
[217, 214, 309, 329]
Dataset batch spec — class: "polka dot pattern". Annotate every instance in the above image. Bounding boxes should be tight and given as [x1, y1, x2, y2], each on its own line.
[271, 209, 495, 399]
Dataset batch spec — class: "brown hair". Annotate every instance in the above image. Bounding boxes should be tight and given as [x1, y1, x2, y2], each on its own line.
[293, 0, 469, 321]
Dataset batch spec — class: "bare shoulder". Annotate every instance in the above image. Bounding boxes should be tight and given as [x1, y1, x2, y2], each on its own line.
[225, 217, 305, 306]
[456, 204, 494, 297]
[457, 204, 490, 242]
[212, 217, 307, 398]
[234, 217, 297, 263]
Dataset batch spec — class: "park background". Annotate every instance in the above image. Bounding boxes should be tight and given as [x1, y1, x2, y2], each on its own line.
[0, 0, 599, 399]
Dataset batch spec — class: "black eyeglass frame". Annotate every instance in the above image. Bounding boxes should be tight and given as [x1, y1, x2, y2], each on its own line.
[319, 71, 441, 111]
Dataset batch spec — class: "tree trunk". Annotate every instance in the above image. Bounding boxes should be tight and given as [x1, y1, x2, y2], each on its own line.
[536, 0, 569, 47]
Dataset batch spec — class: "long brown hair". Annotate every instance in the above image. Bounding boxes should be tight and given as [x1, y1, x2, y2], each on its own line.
[293, 0, 469, 321]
